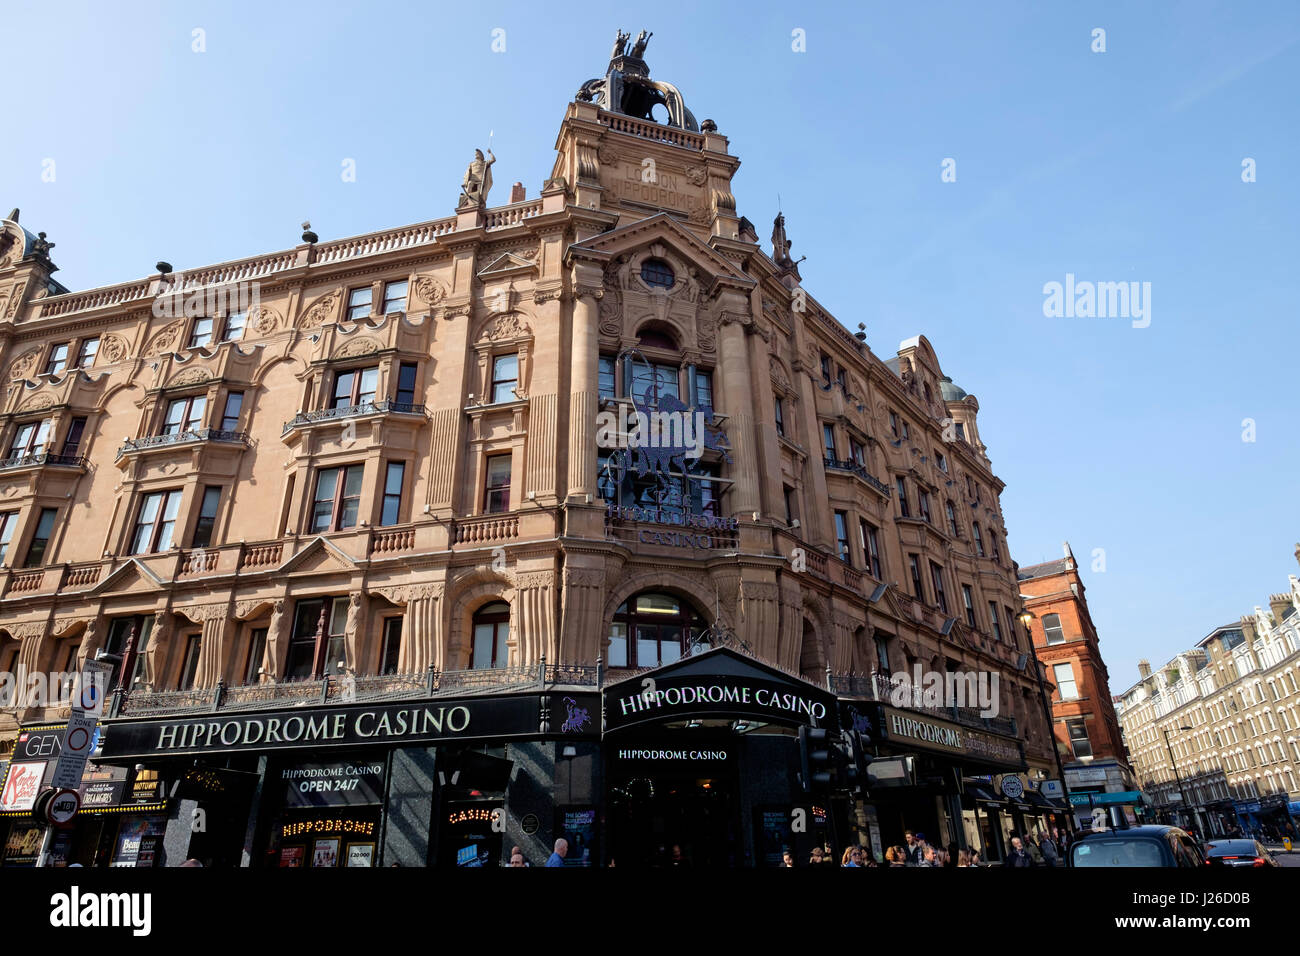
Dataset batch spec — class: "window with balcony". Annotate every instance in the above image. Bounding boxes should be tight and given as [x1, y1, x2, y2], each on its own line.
[382, 279, 408, 314]
[598, 355, 616, 401]
[608, 592, 704, 669]
[188, 317, 215, 349]
[222, 311, 247, 342]
[1043, 613, 1065, 644]
[380, 618, 403, 675]
[896, 477, 911, 517]
[849, 437, 866, 468]
[74, 337, 100, 369]
[220, 392, 243, 432]
[178, 634, 202, 690]
[823, 424, 836, 459]
[483, 455, 511, 513]
[285, 596, 349, 679]
[131, 491, 182, 554]
[381, 462, 405, 526]
[929, 562, 948, 614]
[908, 554, 924, 601]
[311, 465, 363, 532]
[961, 584, 976, 628]
[394, 363, 418, 407]
[163, 396, 206, 435]
[774, 396, 785, 437]
[1055, 663, 1079, 700]
[8, 419, 51, 459]
[0, 511, 17, 563]
[103, 615, 154, 690]
[61, 418, 86, 459]
[834, 511, 851, 564]
[490, 354, 519, 403]
[45, 343, 70, 375]
[972, 522, 985, 557]
[191, 486, 223, 549]
[346, 286, 373, 321]
[331, 367, 378, 409]
[989, 601, 1004, 642]
[859, 519, 882, 579]
[471, 601, 511, 669]
[244, 628, 267, 684]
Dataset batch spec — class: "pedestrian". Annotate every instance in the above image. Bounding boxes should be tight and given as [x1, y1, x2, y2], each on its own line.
[782, 850, 794, 868]
[545, 838, 568, 867]
[919, 845, 938, 867]
[670, 844, 690, 867]
[840, 846, 863, 867]
[1039, 830, 1059, 867]
[969, 847, 983, 867]
[1002, 835, 1033, 867]
[957, 849, 974, 867]
[887, 845, 908, 867]
[903, 829, 925, 865]
[809, 847, 824, 866]
[508, 850, 526, 867]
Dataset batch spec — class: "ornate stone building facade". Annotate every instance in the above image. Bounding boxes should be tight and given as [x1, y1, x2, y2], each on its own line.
[0, 36, 1058, 867]
[1117, 553, 1300, 839]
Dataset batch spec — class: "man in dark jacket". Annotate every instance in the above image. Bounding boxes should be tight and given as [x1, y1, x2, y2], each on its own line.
[1002, 835, 1034, 867]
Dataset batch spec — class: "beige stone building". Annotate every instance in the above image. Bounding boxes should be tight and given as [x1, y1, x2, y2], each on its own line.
[1117, 553, 1300, 839]
[0, 35, 1059, 868]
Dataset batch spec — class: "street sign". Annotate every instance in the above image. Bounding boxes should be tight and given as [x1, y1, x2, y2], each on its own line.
[46, 789, 80, 826]
[50, 713, 97, 791]
[1041, 779, 1064, 797]
[74, 661, 114, 718]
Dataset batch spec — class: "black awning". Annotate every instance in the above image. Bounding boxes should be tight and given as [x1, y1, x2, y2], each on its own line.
[964, 783, 1005, 806]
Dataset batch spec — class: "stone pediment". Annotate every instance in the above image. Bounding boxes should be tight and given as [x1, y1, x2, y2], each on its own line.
[476, 252, 539, 281]
[278, 536, 359, 576]
[569, 213, 753, 294]
[91, 558, 167, 596]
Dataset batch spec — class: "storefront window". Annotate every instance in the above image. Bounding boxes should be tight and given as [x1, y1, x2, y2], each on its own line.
[608, 592, 705, 668]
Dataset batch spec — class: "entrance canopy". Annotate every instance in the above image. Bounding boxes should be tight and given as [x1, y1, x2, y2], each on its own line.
[603, 647, 836, 734]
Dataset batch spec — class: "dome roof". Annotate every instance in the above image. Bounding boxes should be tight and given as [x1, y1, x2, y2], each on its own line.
[939, 376, 968, 402]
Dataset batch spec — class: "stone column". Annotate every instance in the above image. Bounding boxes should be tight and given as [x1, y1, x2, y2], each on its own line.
[560, 565, 607, 663]
[567, 283, 601, 499]
[515, 571, 557, 665]
[716, 304, 760, 517]
[193, 610, 231, 689]
[400, 584, 444, 674]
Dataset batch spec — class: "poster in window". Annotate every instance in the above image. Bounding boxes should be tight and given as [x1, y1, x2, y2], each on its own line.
[312, 838, 339, 868]
[346, 843, 375, 867]
[111, 815, 166, 867]
[279, 846, 306, 868]
[557, 808, 596, 866]
[756, 807, 790, 867]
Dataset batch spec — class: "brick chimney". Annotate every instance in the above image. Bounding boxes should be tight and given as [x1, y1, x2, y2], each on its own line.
[510, 182, 526, 203]
[1268, 593, 1291, 622]
[1138, 659, 1151, 678]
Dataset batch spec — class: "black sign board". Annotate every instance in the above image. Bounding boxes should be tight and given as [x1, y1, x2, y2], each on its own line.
[282, 760, 386, 809]
[101, 694, 544, 760]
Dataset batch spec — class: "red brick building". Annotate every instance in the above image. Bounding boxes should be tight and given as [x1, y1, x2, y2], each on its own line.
[1019, 544, 1136, 824]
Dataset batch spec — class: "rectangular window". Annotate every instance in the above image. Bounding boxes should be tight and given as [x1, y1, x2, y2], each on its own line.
[331, 366, 379, 409]
[484, 455, 511, 513]
[346, 286, 373, 321]
[692, 370, 713, 416]
[221, 392, 243, 432]
[24, 507, 59, 567]
[608, 621, 628, 668]
[822, 424, 836, 460]
[131, 490, 182, 554]
[936, 452, 947, 473]
[191, 486, 222, 549]
[0, 511, 17, 563]
[859, 519, 882, 579]
[381, 462, 405, 526]
[849, 437, 866, 467]
[491, 354, 519, 403]
[598, 355, 616, 401]
[896, 477, 910, 517]
[45, 343, 70, 375]
[61, 417, 86, 459]
[973, 522, 985, 557]
[244, 628, 267, 684]
[773, 397, 785, 437]
[1005, 607, 1020, 648]
[103, 615, 154, 690]
[820, 354, 832, 385]
[311, 464, 364, 532]
[961, 584, 976, 628]
[955, 422, 966, 441]
[833, 511, 851, 564]
[1066, 718, 1092, 759]
[1042, 613, 1065, 644]
[929, 562, 948, 613]
[285, 596, 349, 679]
[395, 362, 418, 407]
[875, 635, 891, 676]
[901, 421, 910, 440]
[382, 279, 408, 314]
[8, 419, 52, 459]
[945, 500, 958, 536]
[630, 362, 679, 405]
[1054, 662, 1079, 700]
[222, 311, 247, 342]
[75, 337, 100, 369]
[908, 554, 924, 601]
[835, 366, 846, 390]
[989, 601, 1004, 642]
[991, 534, 1001, 563]
[178, 634, 202, 690]
[163, 396, 206, 435]
[380, 618, 403, 676]
[188, 317, 214, 349]
[918, 490, 931, 524]
[784, 485, 796, 525]
[889, 411, 899, 438]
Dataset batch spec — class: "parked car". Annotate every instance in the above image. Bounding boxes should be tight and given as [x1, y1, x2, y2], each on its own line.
[1202, 839, 1280, 867]
[1069, 825, 1205, 867]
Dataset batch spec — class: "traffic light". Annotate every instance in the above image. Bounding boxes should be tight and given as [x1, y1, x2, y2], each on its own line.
[799, 725, 832, 792]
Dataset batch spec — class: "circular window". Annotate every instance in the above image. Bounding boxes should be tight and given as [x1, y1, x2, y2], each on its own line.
[640, 259, 675, 289]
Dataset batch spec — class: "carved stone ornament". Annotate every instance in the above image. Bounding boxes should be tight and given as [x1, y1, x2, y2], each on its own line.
[414, 276, 448, 308]
[174, 603, 228, 624]
[688, 205, 712, 226]
[297, 288, 341, 329]
[18, 393, 55, 413]
[7, 347, 40, 380]
[8, 621, 46, 641]
[99, 332, 131, 364]
[597, 144, 619, 166]
[478, 313, 532, 344]
[5, 281, 26, 320]
[145, 321, 184, 356]
[686, 165, 707, 186]
[574, 284, 604, 301]
[533, 288, 562, 306]
[333, 336, 381, 359]
[769, 356, 791, 394]
[166, 367, 209, 389]
[250, 306, 282, 335]
[696, 312, 717, 353]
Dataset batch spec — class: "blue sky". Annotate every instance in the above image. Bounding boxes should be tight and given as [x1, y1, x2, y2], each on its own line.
[5, 1, 1298, 689]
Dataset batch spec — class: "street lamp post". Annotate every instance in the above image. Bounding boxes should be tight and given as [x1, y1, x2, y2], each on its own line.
[1163, 725, 1194, 832]
[1018, 608, 1076, 836]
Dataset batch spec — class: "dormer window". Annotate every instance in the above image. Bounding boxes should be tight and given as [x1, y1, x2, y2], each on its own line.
[640, 259, 675, 289]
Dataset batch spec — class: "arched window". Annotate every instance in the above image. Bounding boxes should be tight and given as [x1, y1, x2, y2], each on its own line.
[640, 259, 675, 289]
[471, 602, 510, 670]
[608, 592, 705, 668]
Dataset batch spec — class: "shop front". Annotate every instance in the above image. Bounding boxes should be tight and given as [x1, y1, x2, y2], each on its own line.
[97, 689, 602, 867]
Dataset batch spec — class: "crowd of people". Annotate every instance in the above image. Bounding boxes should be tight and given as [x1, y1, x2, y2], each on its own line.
[783, 827, 1074, 867]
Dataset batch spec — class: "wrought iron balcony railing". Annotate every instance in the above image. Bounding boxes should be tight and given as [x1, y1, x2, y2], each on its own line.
[823, 457, 891, 496]
[117, 428, 248, 458]
[0, 451, 87, 470]
[281, 399, 427, 436]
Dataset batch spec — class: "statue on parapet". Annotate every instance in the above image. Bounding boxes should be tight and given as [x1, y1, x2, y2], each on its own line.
[460, 147, 496, 208]
[629, 30, 652, 58]
[611, 29, 631, 61]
